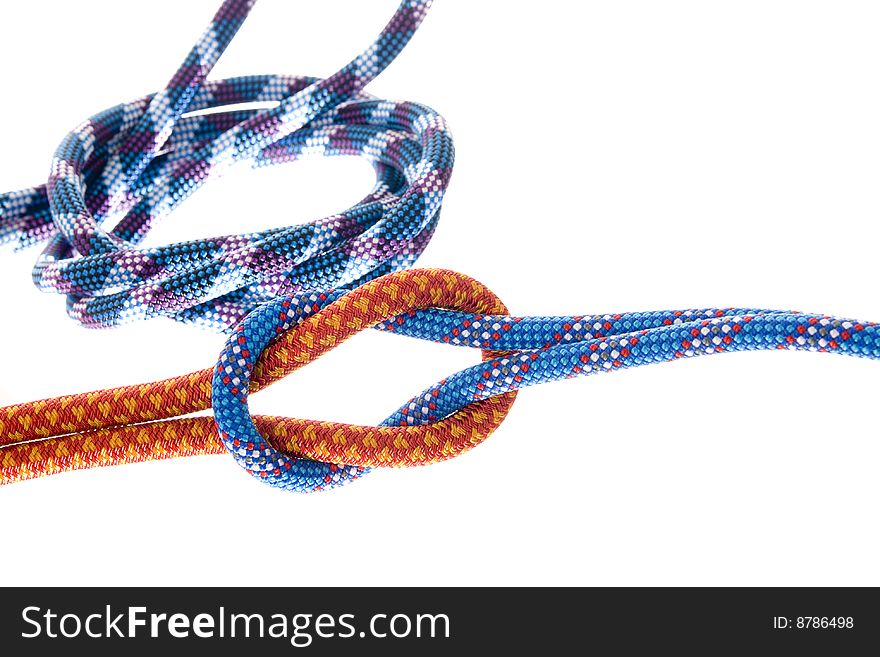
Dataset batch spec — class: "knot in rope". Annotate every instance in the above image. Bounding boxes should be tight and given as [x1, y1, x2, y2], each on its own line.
[2, 266, 880, 491]
[213, 269, 518, 491]
[2, 1, 880, 494]
[0, 269, 517, 488]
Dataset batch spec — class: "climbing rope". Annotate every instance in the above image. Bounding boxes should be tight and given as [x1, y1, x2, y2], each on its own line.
[3, 268, 879, 490]
[0, 0, 452, 331]
[0, 270, 517, 488]
[1, 2, 879, 492]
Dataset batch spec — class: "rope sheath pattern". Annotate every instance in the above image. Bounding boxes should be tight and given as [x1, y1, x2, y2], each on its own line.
[2, 1, 879, 492]
[3, 268, 879, 490]
[0, 0, 451, 331]
[0, 270, 517, 487]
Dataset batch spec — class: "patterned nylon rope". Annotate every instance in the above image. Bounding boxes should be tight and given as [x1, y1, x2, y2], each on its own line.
[0, 269, 518, 486]
[213, 277, 880, 491]
[0, 0, 452, 331]
[3, 269, 879, 491]
[2, 2, 879, 493]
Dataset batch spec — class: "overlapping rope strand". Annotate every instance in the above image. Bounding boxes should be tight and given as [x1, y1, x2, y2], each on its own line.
[0, 0, 452, 331]
[2, 268, 879, 491]
[0, 270, 519, 488]
[2, 1, 880, 492]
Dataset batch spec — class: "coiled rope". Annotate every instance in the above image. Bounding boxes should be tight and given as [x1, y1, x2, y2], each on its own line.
[0, 0, 451, 331]
[2, 1, 879, 492]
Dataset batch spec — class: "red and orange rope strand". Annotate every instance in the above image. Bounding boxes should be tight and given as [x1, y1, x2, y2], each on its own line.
[0, 270, 517, 485]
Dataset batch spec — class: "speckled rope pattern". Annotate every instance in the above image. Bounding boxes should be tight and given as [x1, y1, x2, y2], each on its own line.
[212, 272, 880, 491]
[3, 269, 879, 491]
[0, 270, 517, 487]
[0, 0, 450, 331]
[2, 2, 879, 493]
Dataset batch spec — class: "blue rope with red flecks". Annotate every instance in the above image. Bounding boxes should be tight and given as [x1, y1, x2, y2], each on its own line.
[2, 0, 880, 493]
[213, 279, 880, 492]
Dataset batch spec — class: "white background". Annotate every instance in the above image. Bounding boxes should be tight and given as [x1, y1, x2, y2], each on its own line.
[1, 0, 879, 586]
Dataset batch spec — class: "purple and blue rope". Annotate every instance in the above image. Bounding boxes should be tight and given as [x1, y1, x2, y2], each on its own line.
[2, 1, 879, 493]
[1, 0, 449, 332]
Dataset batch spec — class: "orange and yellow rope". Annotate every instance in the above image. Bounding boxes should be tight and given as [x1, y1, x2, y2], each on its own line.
[0, 269, 517, 485]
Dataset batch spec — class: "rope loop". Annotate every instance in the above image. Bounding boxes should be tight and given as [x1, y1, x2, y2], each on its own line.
[213, 269, 517, 491]
[1, 0, 451, 332]
[0, 269, 517, 488]
[3, 1, 880, 493]
[3, 266, 880, 491]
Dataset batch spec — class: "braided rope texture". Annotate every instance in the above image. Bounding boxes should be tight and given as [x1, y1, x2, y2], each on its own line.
[3, 268, 880, 491]
[0, 270, 517, 487]
[0, 0, 452, 331]
[2, 2, 880, 493]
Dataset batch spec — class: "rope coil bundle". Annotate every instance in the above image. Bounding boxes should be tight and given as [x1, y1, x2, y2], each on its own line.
[1, 1, 879, 492]
[1, 0, 452, 331]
